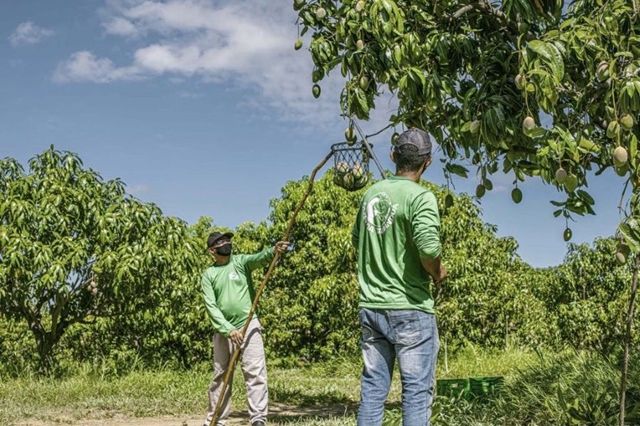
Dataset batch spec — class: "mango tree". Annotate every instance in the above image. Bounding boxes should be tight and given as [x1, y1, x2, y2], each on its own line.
[65, 215, 216, 370]
[543, 238, 636, 354]
[0, 147, 198, 373]
[294, 0, 640, 421]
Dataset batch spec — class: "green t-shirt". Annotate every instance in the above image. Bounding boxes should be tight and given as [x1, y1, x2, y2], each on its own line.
[352, 175, 441, 313]
[201, 248, 274, 336]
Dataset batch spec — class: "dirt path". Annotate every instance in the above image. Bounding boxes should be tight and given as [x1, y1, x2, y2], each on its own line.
[15, 402, 356, 425]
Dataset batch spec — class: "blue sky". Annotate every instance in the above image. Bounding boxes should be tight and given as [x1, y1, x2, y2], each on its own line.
[0, 0, 626, 267]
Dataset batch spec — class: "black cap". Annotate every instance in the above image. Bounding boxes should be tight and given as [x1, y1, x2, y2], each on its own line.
[207, 231, 234, 249]
[393, 128, 432, 156]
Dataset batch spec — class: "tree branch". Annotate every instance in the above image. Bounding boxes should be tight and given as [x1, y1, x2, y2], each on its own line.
[453, 1, 509, 23]
[366, 123, 394, 138]
[451, 0, 525, 39]
[453, 3, 477, 19]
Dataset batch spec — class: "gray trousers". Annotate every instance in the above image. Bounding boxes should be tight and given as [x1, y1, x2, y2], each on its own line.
[204, 318, 268, 426]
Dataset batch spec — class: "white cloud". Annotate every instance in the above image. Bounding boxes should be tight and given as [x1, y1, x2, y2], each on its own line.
[53, 51, 140, 83]
[103, 17, 138, 36]
[54, 0, 353, 124]
[53, 1, 400, 133]
[9, 21, 54, 46]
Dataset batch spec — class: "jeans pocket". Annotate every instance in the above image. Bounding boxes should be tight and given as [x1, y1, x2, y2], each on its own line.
[361, 325, 375, 346]
[360, 309, 376, 344]
[390, 311, 423, 346]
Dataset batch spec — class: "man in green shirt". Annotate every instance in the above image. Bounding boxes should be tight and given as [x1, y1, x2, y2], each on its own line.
[201, 231, 289, 426]
[352, 128, 448, 426]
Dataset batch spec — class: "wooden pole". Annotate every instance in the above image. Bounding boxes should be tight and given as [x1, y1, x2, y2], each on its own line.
[210, 150, 334, 425]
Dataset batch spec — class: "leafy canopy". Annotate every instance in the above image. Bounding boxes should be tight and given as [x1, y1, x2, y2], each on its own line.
[0, 147, 198, 372]
[296, 0, 640, 250]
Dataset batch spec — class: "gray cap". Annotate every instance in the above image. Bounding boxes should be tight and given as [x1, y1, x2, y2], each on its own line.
[393, 128, 432, 156]
[207, 231, 234, 249]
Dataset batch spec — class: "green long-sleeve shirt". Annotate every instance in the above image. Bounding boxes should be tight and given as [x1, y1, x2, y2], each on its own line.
[201, 247, 274, 336]
[352, 175, 441, 313]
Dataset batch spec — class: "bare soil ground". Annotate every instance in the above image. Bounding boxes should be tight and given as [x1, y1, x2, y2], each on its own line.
[14, 402, 356, 425]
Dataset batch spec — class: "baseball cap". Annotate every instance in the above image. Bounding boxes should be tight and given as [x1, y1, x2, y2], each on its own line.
[393, 128, 432, 156]
[207, 231, 234, 249]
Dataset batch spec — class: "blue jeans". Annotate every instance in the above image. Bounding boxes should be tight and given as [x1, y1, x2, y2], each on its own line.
[357, 308, 439, 426]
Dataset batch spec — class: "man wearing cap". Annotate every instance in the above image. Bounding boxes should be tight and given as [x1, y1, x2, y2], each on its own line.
[352, 128, 448, 426]
[201, 231, 289, 426]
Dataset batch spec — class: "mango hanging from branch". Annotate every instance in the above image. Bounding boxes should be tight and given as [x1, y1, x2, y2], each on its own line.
[555, 167, 568, 184]
[522, 116, 536, 132]
[621, 114, 634, 130]
[613, 146, 629, 166]
[563, 228, 573, 242]
[596, 61, 609, 81]
[511, 188, 523, 204]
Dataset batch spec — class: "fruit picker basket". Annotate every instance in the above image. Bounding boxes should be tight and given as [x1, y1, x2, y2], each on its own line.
[331, 141, 372, 191]
[469, 376, 504, 397]
[436, 376, 504, 399]
[436, 378, 470, 398]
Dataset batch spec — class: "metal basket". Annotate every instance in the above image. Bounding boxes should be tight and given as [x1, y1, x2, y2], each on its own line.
[331, 141, 372, 191]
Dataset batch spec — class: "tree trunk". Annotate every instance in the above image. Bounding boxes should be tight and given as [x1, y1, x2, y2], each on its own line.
[31, 323, 66, 375]
[33, 330, 56, 374]
[619, 255, 639, 426]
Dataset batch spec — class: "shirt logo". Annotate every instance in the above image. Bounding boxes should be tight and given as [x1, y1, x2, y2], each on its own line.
[364, 192, 398, 234]
[229, 271, 240, 281]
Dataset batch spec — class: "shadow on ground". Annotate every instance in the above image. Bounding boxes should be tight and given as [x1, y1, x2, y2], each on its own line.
[268, 401, 358, 424]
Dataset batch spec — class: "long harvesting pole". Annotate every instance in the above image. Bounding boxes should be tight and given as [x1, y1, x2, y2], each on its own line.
[210, 150, 334, 425]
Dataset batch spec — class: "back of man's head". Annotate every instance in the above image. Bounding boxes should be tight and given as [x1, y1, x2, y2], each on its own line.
[392, 128, 432, 173]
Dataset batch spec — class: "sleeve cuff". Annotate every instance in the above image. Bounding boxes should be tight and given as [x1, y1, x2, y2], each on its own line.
[419, 245, 441, 260]
[219, 324, 235, 337]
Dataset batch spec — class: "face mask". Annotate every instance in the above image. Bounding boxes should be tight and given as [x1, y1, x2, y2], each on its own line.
[215, 243, 232, 256]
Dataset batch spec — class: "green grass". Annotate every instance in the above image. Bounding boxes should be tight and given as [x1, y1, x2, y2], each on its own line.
[0, 362, 365, 425]
[0, 368, 208, 423]
[438, 345, 535, 378]
[0, 348, 538, 425]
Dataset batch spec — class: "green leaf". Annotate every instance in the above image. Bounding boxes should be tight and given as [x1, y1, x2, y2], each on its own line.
[445, 163, 469, 178]
[526, 127, 546, 139]
[354, 88, 369, 117]
[578, 137, 599, 154]
[577, 190, 594, 205]
[528, 40, 564, 81]
[619, 222, 640, 252]
[393, 44, 402, 63]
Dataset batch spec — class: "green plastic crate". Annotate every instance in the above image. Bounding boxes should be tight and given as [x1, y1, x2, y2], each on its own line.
[436, 378, 470, 398]
[469, 376, 504, 397]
